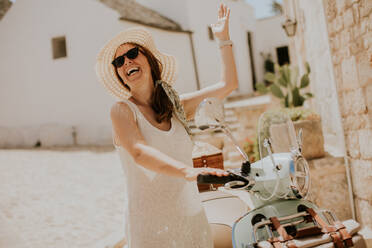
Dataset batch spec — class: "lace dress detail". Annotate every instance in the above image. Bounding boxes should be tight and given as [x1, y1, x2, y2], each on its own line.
[112, 100, 213, 248]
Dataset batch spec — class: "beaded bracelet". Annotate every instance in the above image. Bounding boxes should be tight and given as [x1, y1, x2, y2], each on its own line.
[218, 39, 233, 48]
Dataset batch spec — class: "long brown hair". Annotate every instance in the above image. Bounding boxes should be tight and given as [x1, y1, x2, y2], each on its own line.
[114, 43, 173, 123]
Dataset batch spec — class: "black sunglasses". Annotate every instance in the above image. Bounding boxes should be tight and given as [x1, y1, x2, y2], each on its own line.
[112, 47, 139, 68]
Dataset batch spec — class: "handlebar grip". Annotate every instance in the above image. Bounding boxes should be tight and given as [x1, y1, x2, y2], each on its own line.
[197, 173, 249, 187]
[197, 174, 234, 184]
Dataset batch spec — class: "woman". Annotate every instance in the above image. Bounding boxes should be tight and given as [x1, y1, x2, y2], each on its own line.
[95, 4, 238, 248]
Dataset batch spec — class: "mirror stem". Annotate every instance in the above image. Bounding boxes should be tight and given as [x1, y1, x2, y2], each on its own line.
[222, 126, 250, 162]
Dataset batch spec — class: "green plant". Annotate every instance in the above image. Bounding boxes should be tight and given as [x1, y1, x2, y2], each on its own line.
[242, 136, 260, 163]
[260, 52, 275, 86]
[256, 63, 314, 107]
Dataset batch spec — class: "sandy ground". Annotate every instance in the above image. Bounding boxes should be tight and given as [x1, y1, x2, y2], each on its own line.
[0, 147, 126, 248]
[1, 147, 371, 248]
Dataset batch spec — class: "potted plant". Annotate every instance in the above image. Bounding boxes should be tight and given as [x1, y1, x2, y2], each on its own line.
[255, 63, 325, 159]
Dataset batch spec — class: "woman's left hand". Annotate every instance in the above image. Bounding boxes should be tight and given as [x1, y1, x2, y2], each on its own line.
[211, 3, 231, 41]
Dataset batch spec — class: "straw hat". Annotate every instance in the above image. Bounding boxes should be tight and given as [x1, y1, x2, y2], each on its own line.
[95, 27, 177, 100]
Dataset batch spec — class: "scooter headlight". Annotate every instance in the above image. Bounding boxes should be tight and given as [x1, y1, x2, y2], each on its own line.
[289, 156, 310, 199]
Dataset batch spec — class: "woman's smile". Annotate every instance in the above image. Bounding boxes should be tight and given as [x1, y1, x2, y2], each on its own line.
[124, 65, 142, 81]
[126, 67, 140, 76]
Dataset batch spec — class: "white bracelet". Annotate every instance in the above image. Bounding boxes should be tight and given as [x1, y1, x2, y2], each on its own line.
[218, 39, 233, 48]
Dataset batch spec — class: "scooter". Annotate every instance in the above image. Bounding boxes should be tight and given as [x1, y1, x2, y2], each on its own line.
[195, 98, 366, 248]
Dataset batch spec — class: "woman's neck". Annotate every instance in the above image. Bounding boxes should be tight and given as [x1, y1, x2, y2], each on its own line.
[130, 82, 153, 107]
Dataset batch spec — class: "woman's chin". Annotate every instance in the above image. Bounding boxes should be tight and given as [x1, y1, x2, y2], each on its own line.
[125, 73, 143, 85]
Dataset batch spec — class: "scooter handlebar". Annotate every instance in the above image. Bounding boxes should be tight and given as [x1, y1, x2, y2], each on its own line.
[197, 173, 249, 188]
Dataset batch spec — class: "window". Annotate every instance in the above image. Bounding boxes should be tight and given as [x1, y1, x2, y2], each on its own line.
[52, 36, 67, 59]
[208, 26, 214, 40]
[276, 46, 290, 66]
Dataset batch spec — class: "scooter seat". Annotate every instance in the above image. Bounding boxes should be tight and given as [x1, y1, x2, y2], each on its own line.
[200, 190, 249, 228]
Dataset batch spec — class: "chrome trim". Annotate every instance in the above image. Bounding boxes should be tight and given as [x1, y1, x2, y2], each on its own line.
[289, 155, 310, 199]
[252, 211, 310, 242]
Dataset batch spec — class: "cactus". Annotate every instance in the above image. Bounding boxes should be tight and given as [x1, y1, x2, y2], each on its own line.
[256, 63, 313, 108]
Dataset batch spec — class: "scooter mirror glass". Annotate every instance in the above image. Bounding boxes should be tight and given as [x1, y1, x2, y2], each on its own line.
[194, 98, 225, 131]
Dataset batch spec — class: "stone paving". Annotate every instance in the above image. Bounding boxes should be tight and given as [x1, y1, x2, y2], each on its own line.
[0, 147, 126, 248]
[1, 147, 372, 248]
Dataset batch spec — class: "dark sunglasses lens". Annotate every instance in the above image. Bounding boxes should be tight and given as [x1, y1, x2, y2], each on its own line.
[113, 56, 124, 68]
[112, 47, 138, 68]
[126, 47, 139, 59]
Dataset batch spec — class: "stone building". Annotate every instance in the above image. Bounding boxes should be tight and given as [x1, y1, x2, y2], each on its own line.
[0, 0, 198, 147]
[283, 0, 372, 234]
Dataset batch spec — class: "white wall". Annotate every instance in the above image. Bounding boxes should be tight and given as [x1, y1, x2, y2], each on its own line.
[293, 0, 345, 156]
[254, 15, 289, 84]
[188, 0, 256, 94]
[138, 0, 257, 95]
[0, 0, 197, 147]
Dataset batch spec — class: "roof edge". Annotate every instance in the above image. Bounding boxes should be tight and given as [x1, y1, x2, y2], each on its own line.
[0, 0, 12, 21]
[119, 17, 193, 34]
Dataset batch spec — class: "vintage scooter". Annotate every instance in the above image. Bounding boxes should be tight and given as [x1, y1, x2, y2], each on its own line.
[195, 98, 365, 248]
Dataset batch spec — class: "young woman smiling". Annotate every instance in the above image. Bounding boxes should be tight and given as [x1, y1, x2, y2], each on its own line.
[95, 4, 237, 248]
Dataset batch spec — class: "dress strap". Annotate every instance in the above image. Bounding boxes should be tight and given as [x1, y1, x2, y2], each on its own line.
[112, 100, 138, 148]
[120, 99, 138, 123]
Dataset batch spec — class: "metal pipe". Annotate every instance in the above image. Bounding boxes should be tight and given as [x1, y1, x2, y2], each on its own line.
[253, 211, 309, 231]
[344, 155, 356, 219]
[188, 32, 201, 90]
[222, 126, 250, 162]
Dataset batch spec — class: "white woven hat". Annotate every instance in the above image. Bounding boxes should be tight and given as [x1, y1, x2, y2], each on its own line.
[95, 27, 177, 100]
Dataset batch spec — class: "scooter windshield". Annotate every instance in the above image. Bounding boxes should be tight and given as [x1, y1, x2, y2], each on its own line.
[257, 110, 298, 161]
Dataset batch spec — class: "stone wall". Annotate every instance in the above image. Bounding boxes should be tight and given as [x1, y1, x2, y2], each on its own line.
[323, 0, 372, 229]
[283, 0, 372, 231]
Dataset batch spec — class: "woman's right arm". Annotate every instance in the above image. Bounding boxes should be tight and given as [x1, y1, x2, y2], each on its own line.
[110, 102, 228, 181]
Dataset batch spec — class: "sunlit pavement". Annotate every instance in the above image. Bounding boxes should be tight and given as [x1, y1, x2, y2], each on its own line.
[0, 147, 126, 248]
[2, 148, 372, 248]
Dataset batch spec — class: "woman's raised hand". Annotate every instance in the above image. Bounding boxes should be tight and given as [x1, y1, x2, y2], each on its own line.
[183, 167, 229, 182]
[211, 3, 231, 41]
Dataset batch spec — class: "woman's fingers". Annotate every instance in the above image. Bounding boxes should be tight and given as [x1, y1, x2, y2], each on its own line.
[200, 168, 229, 177]
[221, 3, 229, 18]
[218, 3, 223, 18]
[185, 168, 229, 182]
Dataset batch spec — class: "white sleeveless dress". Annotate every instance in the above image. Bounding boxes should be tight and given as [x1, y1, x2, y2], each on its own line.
[113, 100, 213, 248]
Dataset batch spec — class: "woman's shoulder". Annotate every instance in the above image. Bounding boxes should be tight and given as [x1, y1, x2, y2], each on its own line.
[110, 101, 137, 122]
[110, 101, 131, 115]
